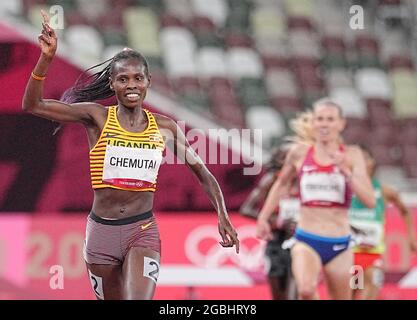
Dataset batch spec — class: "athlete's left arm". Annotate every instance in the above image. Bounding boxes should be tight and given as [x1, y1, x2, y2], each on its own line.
[382, 185, 417, 252]
[338, 146, 375, 208]
[157, 115, 239, 253]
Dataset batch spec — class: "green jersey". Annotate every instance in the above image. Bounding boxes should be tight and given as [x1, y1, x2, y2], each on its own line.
[349, 178, 385, 254]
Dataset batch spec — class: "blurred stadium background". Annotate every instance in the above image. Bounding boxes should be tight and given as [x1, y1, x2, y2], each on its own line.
[0, 0, 417, 299]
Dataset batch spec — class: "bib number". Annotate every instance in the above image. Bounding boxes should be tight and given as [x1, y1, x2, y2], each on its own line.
[351, 220, 383, 248]
[277, 198, 300, 227]
[103, 144, 162, 186]
[143, 256, 160, 283]
[300, 172, 346, 204]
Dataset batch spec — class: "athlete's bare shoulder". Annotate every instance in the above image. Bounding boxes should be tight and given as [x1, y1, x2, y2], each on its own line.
[283, 143, 310, 172]
[78, 102, 109, 127]
[287, 143, 310, 162]
[152, 113, 177, 130]
[344, 144, 362, 159]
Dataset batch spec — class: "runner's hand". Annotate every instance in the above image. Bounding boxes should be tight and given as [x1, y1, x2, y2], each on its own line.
[256, 217, 273, 241]
[330, 150, 352, 177]
[38, 10, 57, 60]
[218, 215, 240, 254]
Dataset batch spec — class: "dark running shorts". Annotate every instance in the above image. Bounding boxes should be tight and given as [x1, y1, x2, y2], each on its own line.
[83, 210, 161, 265]
[265, 229, 292, 280]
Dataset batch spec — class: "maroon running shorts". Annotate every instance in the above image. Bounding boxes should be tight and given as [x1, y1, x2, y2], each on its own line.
[83, 210, 161, 265]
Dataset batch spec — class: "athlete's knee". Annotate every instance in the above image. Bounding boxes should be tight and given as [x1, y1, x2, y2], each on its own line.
[297, 283, 316, 300]
[124, 289, 154, 300]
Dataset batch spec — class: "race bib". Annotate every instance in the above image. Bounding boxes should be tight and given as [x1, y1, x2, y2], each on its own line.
[277, 198, 300, 227]
[350, 220, 383, 247]
[102, 144, 162, 186]
[300, 172, 345, 204]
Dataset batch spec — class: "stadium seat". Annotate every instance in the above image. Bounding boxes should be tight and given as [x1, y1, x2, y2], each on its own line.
[287, 16, 315, 31]
[325, 69, 353, 91]
[379, 30, 409, 63]
[196, 47, 227, 79]
[391, 69, 417, 118]
[163, 0, 193, 20]
[353, 34, 382, 68]
[261, 55, 290, 71]
[251, 7, 286, 41]
[226, 48, 263, 80]
[160, 13, 186, 28]
[27, 4, 49, 28]
[100, 27, 127, 47]
[46, 0, 76, 10]
[174, 76, 209, 112]
[236, 77, 269, 109]
[387, 55, 414, 71]
[294, 62, 324, 93]
[75, 0, 109, 20]
[245, 106, 286, 148]
[160, 27, 197, 54]
[65, 24, 104, 67]
[160, 27, 197, 78]
[135, 0, 165, 13]
[265, 69, 298, 100]
[355, 34, 379, 56]
[253, 0, 281, 8]
[288, 30, 321, 60]
[322, 36, 348, 69]
[225, 5, 251, 33]
[191, 0, 228, 27]
[0, 0, 23, 16]
[355, 68, 392, 100]
[256, 35, 288, 57]
[191, 16, 223, 47]
[224, 32, 253, 48]
[316, 3, 345, 38]
[101, 45, 126, 61]
[283, 0, 315, 20]
[330, 87, 367, 118]
[123, 6, 161, 57]
[189, 15, 216, 34]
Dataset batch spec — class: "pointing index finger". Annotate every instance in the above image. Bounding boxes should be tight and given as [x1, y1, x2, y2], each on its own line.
[40, 9, 50, 24]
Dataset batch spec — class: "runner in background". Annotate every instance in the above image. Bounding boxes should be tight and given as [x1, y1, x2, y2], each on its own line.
[240, 144, 298, 300]
[256, 98, 375, 300]
[350, 146, 417, 300]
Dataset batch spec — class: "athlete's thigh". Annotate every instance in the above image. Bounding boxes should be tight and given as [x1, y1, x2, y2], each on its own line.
[122, 246, 161, 300]
[323, 249, 353, 300]
[85, 262, 123, 300]
[291, 242, 322, 289]
[362, 266, 383, 300]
